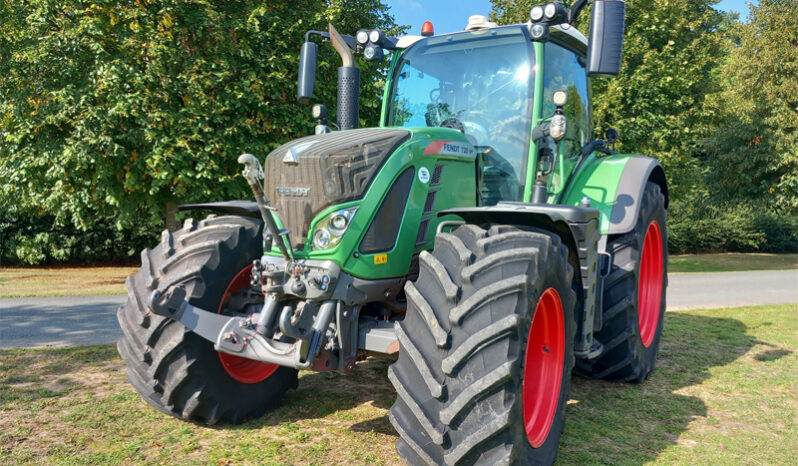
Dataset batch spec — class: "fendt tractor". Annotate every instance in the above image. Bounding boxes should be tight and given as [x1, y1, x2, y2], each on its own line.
[118, 1, 668, 464]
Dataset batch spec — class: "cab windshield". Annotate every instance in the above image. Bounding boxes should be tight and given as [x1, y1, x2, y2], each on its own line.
[386, 26, 534, 203]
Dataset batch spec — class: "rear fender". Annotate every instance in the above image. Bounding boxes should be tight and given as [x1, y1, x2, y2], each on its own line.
[561, 154, 668, 235]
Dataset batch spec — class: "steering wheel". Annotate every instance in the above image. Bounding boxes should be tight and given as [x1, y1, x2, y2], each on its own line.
[458, 110, 492, 145]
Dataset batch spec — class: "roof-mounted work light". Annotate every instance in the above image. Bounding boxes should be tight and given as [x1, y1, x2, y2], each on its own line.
[530, 23, 550, 40]
[355, 28, 390, 63]
[529, 2, 569, 25]
[363, 44, 383, 62]
[529, 2, 568, 41]
[368, 29, 384, 45]
[356, 29, 369, 45]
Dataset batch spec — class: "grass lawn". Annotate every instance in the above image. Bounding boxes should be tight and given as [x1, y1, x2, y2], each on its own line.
[669, 252, 798, 273]
[0, 267, 137, 298]
[1, 304, 795, 464]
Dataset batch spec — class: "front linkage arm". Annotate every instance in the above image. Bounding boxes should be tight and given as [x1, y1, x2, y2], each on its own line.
[148, 286, 335, 370]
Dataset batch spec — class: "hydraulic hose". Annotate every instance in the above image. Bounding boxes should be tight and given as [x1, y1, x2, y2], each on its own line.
[237, 153, 292, 262]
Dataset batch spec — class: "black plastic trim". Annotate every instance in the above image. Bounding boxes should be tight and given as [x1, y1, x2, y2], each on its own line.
[178, 201, 261, 218]
[359, 167, 415, 254]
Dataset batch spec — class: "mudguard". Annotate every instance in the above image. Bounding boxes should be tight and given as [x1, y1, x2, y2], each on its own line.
[178, 200, 261, 218]
[439, 203, 602, 358]
[560, 154, 668, 235]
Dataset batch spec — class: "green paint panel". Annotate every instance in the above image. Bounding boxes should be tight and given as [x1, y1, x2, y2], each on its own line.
[559, 153, 633, 233]
[265, 128, 477, 280]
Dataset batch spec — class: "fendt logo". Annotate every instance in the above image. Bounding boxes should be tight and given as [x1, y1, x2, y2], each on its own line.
[277, 187, 311, 197]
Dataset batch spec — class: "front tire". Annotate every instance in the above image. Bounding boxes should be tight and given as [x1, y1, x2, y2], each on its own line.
[117, 215, 298, 424]
[575, 181, 668, 382]
[389, 225, 576, 465]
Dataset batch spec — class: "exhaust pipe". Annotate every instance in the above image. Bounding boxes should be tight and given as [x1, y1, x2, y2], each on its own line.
[329, 23, 360, 130]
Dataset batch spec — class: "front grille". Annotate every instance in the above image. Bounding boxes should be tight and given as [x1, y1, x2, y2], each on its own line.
[423, 190, 437, 213]
[263, 128, 409, 248]
[430, 164, 443, 185]
[416, 218, 430, 245]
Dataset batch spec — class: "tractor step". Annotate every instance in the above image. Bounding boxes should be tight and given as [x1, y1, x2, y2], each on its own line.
[358, 320, 399, 355]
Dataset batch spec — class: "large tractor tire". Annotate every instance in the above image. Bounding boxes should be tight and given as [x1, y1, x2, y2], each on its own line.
[389, 225, 576, 465]
[117, 215, 298, 424]
[575, 182, 668, 382]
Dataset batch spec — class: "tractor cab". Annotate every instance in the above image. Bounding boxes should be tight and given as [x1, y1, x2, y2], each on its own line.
[384, 25, 534, 204]
[382, 23, 591, 206]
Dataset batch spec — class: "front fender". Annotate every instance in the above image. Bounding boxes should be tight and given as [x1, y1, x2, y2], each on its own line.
[560, 154, 668, 235]
[178, 200, 261, 218]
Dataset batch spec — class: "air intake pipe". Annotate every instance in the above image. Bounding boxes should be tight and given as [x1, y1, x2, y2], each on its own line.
[329, 23, 359, 130]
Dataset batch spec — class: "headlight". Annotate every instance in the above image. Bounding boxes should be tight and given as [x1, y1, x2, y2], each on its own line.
[550, 114, 567, 141]
[311, 207, 358, 250]
[313, 228, 331, 249]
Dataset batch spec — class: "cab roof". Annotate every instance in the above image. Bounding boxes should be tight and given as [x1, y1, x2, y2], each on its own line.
[395, 23, 587, 56]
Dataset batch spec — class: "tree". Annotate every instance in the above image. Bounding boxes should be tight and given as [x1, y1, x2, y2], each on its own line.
[704, 0, 798, 213]
[0, 0, 400, 263]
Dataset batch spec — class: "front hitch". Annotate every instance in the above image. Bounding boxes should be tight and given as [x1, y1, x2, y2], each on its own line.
[148, 286, 335, 370]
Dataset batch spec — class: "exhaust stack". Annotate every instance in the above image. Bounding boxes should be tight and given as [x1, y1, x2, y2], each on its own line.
[329, 23, 360, 130]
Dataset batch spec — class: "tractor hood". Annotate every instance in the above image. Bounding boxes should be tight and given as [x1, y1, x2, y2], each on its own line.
[264, 128, 410, 248]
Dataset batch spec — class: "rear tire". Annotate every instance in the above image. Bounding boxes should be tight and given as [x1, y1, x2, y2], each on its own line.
[117, 215, 298, 424]
[575, 182, 668, 382]
[389, 225, 576, 465]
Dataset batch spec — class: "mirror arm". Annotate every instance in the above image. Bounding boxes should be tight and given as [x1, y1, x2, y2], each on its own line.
[568, 0, 592, 24]
[531, 121, 550, 143]
[305, 30, 359, 51]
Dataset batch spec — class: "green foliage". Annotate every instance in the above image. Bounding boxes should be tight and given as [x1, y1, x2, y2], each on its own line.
[703, 0, 798, 214]
[0, 0, 399, 264]
[668, 198, 798, 254]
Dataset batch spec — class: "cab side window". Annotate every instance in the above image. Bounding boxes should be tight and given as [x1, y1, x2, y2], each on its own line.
[542, 42, 590, 159]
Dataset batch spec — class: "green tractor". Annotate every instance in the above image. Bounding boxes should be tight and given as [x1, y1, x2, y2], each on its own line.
[117, 1, 668, 463]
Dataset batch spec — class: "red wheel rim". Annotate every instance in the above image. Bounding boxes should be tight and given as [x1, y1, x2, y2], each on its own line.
[638, 221, 664, 348]
[217, 265, 279, 384]
[523, 287, 565, 448]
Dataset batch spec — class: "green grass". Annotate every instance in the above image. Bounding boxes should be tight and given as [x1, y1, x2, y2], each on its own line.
[669, 253, 798, 273]
[0, 267, 136, 297]
[1, 305, 795, 464]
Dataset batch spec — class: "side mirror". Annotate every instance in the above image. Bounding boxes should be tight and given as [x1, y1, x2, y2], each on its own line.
[297, 41, 318, 103]
[587, 0, 626, 77]
[605, 128, 618, 145]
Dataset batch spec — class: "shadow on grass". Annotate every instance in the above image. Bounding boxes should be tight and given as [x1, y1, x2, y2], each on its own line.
[236, 311, 788, 461]
[231, 311, 791, 461]
[5, 312, 787, 463]
[0, 345, 118, 406]
[255, 311, 790, 461]
[234, 356, 398, 435]
[558, 311, 787, 464]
